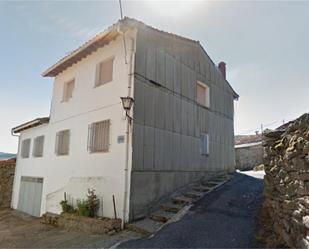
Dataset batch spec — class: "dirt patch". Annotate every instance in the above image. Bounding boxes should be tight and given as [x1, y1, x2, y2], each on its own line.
[0, 209, 140, 248]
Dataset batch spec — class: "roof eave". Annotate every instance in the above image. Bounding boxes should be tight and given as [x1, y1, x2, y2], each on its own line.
[42, 23, 123, 78]
[12, 117, 50, 134]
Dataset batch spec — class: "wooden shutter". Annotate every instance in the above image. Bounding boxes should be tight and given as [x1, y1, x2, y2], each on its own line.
[21, 139, 31, 158]
[197, 84, 206, 106]
[33, 136, 44, 157]
[63, 79, 74, 101]
[95, 58, 114, 87]
[55, 130, 70, 155]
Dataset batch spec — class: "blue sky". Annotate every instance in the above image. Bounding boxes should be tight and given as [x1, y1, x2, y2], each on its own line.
[1, 1, 308, 153]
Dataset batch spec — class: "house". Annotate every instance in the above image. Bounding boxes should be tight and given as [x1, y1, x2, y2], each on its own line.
[235, 134, 263, 170]
[11, 17, 238, 222]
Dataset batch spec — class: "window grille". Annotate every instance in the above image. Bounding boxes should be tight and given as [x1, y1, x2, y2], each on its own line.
[88, 120, 110, 153]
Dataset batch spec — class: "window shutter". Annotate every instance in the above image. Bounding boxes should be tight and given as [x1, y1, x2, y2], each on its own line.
[95, 58, 114, 87]
[95, 63, 101, 87]
[55, 130, 70, 155]
[55, 132, 59, 154]
[200, 133, 209, 156]
[33, 136, 44, 157]
[21, 139, 31, 158]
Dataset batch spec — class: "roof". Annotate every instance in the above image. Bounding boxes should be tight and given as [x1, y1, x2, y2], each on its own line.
[235, 141, 262, 149]
[42, 17, 238, 98]
[235, 134, 262, 145]
[12, 117, 50, 134]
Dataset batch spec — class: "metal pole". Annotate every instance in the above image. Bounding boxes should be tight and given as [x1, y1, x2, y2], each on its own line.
[112, 195, 117, 219]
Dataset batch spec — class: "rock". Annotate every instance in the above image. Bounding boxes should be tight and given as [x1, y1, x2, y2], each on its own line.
[260, 113, 309, 248]
[303, 216, 309, 229]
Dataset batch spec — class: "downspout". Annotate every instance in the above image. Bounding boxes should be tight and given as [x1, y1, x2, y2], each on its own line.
[120, 28, 136, 229]
[10, 130, 20, 209]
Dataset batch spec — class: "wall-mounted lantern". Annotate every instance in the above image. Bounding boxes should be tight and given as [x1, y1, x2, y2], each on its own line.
[120, 96, 134, 123]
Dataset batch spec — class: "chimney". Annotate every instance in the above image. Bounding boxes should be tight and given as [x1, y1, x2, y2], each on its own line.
[218, 61, 226, 79]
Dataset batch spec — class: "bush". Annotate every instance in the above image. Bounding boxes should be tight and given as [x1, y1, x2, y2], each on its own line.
[60, 189, 99, 218]
[86, 188, 99, 218]
[60, 193, 74, 213]
[76, 200, 91, 217]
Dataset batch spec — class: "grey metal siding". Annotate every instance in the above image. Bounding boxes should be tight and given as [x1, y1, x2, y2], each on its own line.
[130, 29, 236, 220]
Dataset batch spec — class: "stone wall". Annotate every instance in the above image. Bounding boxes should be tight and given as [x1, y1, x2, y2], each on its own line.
[261, 113, 309, 248]
[0, 158, 16, 208]
[235, 143, 263, 170]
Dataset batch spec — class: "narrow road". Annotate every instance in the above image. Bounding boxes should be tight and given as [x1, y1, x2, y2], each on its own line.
[119, 171, 264, 248]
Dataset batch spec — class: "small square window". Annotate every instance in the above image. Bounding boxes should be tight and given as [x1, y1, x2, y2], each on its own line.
[196, 81, 210, 108]
[63, 79, 75, 102]
[21, 139, 31, 158]
[95, 58, 114, 87]
[55, 130, 70, 156]
[33, 135, 44, 157]
[88, 120, 110, 153]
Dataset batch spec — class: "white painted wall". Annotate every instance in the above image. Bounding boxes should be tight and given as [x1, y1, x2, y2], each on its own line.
[12, 29, 136, 221]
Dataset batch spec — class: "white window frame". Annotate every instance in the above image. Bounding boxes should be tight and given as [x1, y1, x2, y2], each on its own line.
[62, 79, 75, 102]
[32, 135, 45, 158]
[196, 81, 210, 108]
[55, 130, 70, 156]
[21, 138, 31, 159]
[95, 57, 114, 87]
[87, 119, 111, 153]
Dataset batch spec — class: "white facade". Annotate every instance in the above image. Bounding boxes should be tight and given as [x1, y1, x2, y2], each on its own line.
[12, 29, 137, 221]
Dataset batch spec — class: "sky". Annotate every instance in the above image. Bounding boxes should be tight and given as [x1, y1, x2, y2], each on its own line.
[0, 0, 308, 153]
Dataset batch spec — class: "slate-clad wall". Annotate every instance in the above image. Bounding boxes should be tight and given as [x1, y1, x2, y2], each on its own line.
[129, 28, 236, 220]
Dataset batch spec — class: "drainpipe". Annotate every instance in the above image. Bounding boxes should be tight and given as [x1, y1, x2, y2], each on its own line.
[10, 130, 20, 209]
[121, 30, 135, 229]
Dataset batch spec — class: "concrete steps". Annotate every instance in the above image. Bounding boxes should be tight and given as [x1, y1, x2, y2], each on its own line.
[192, 185, 212, 192]
[128, 173, 232, 236]
[150, 210, 175, 223]
[128, 218, 163, 235]
[171, 196, 194, 204]
[160, 202, 184, 213]
[182, 191, 204, 199]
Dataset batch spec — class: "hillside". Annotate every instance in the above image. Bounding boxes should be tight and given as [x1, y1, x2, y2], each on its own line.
[0, 152, 16, 160]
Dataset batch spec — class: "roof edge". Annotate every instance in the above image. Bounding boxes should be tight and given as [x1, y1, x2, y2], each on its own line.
[12, 117, 50, 134]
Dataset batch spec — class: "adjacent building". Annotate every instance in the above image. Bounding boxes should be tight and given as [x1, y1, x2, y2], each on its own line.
[11, 17, 238, 222]
[235, 134, 263, 170]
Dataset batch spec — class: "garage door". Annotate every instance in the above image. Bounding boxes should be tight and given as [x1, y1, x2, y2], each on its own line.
[17, 177, 43, 217]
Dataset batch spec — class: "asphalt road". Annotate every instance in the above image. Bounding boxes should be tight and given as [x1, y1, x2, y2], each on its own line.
[119, 171, 264, 248]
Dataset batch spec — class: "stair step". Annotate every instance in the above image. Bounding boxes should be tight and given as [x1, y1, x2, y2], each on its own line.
[172, 196, 194, 204]
[201, 181, 218, 187]
[128, 218, 163, 235]
[160, 202, 183, 213]
[182, 191, 203, 199]
[150, 210, 175, 223]
[192, 185, 211, 192]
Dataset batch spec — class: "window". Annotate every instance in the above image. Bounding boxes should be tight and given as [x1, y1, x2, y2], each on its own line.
[95, 58, 114, 87]
[88, 120, 110, 153]
[200, 133, 209, 156]
[55, 130, 70, 156]
[196, 81, 210, 108]
[21, 139, 31, 158]
[63, 79, 75, 102]
[33, 135, 44, 157]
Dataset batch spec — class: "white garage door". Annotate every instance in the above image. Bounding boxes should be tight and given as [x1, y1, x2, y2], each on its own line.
[17, 177, 43, 217]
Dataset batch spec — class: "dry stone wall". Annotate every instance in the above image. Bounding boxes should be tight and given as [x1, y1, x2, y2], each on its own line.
[262, 113, 309, 248]
[0, 158, 16, 208]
